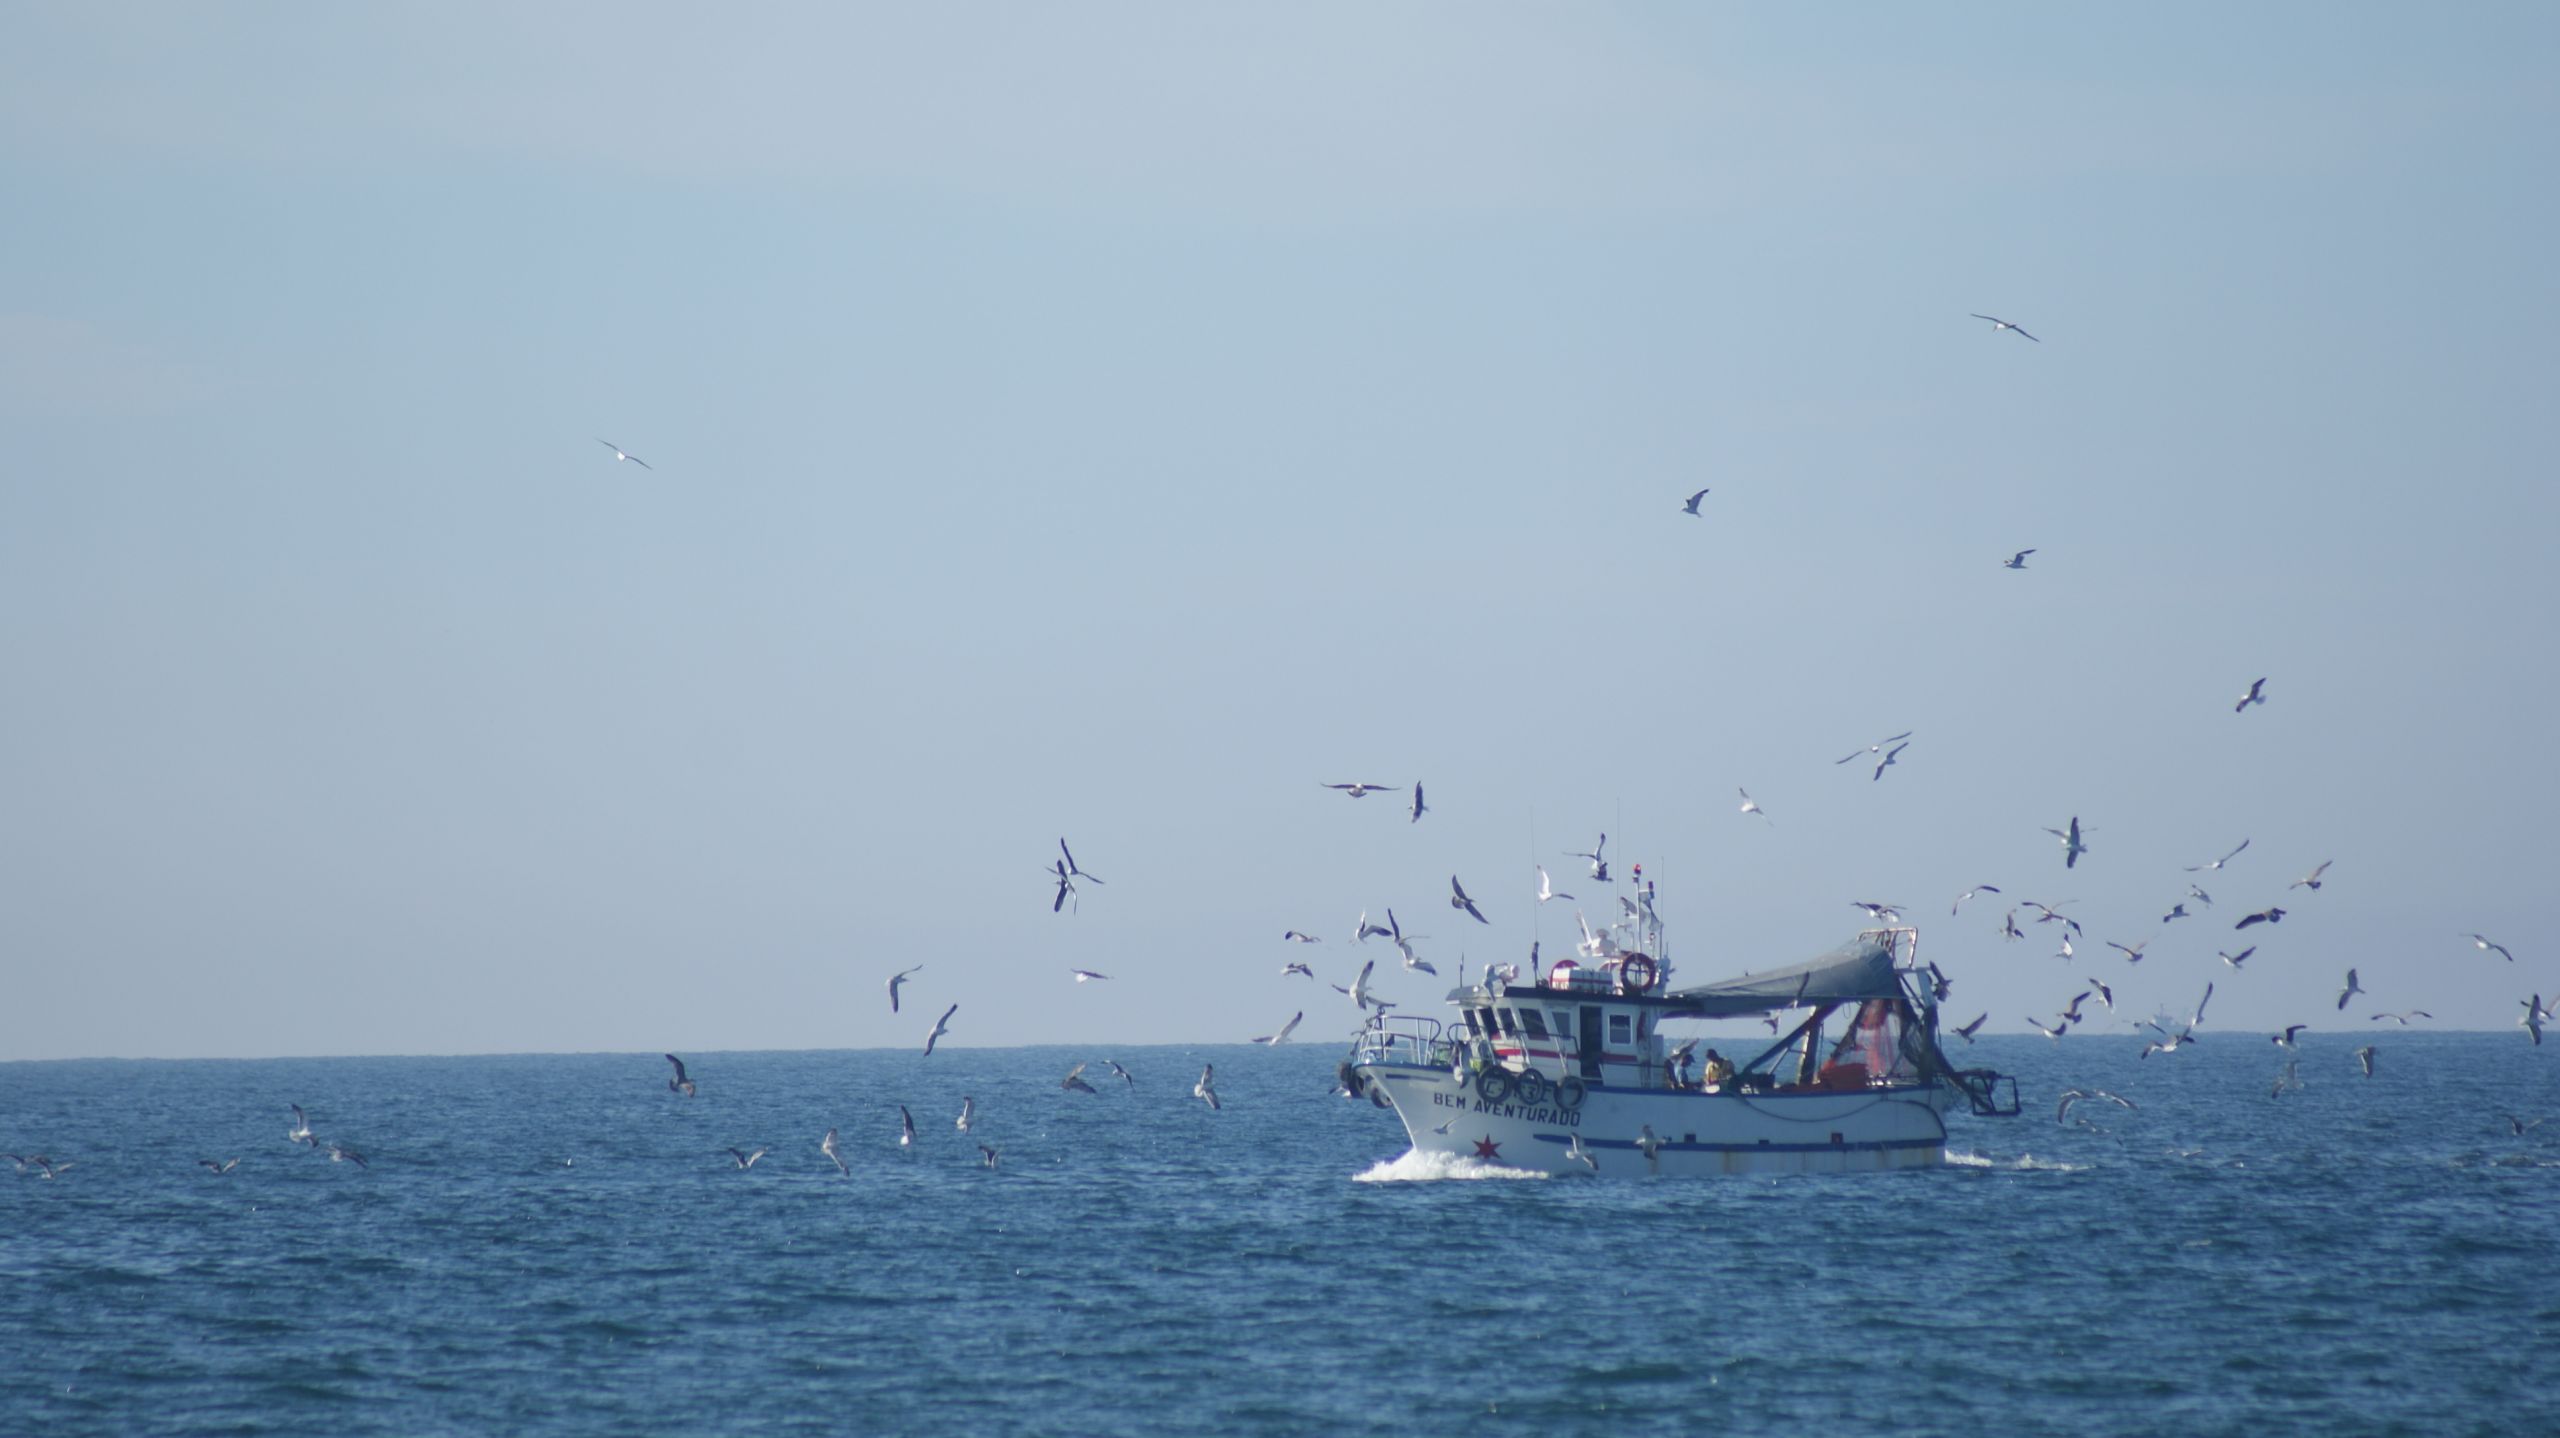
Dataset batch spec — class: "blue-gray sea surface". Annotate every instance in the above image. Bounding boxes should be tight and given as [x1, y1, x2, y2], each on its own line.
[4, 1035, 2556, 1437]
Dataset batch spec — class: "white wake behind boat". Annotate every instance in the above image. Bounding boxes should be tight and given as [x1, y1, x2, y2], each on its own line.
[1340, 922, 2016, 1177]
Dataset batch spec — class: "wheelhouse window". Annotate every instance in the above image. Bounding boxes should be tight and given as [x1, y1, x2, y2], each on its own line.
[1518, 1009, 1550, 1040]
[1549, 1010, 1573, 1039]
[1609, 1013, 1633, 1044]
[1495, 1008, 1517, 1036]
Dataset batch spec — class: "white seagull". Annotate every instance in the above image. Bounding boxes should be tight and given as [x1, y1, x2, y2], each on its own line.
[2291, 860, 2333, 891]
[1871, 741, 1908, 781]
[1970, 313, 2038, 341]
[1951, 884, 2001, 916]
[1071, 969, 1113, 983]
[2466, 933, 2515, 962]
[1565, 1133, 1599, 1172]
[664, 1054, 697, 1097]
[726, 1147, 768, 1169]
[898, 1106, 916, 1149]
[1835, 732, 1912, 765]
[2336, 969, 2364, 1011]
[1536, 865, 1575, 903]
[923, 1003, 958, 1056]
[286, 1104, 317, 1146]
[1058, 838, 1104, 886]
[1060, 1064, 1098, 1094]
[1193, 1064, 1221, 1111]
[822, 1128, 848, 1176]
[2043, 817, 2091, 869]
[1282, 930, 1321, 944]
[886, 965, 923, 1014]
[1567, 834, 1610, 884]
[1254, 1011, 1303, 1046]
[1737, 789, 1771, 823]
[596, 438, 653, 469]
[956, 1097, 975, 1132]
[2185, 838, 2249, 872]
[1322, 781, 1400, 798]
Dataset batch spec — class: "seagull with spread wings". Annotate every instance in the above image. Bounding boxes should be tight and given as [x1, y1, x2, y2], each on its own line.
[1971, 313, 2038, 341]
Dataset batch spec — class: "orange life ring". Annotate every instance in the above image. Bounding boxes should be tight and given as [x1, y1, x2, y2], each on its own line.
[1618, 953, 1659, 994]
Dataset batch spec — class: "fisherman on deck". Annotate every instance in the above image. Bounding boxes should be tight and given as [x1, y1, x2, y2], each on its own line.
[1701, 1049, 1734, 1090]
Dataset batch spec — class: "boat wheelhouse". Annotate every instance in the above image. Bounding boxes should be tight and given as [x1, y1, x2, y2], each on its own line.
[1341, 926, 2016, 1176]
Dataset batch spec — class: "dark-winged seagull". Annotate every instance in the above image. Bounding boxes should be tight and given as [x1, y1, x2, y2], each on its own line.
[596, 439, 653, 469]
[1970, 314, 2038, 341]
[1450, 875, 1488, 925]
[665, 1054, 697, 1097]
[2235, 677, 2267, 713]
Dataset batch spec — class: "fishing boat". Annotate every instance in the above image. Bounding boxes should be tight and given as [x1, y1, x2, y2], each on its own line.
[1339, 913, 2016, 1176]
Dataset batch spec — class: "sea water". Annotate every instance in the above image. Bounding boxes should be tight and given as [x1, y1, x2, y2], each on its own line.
[3, 1035, 2555, 1437]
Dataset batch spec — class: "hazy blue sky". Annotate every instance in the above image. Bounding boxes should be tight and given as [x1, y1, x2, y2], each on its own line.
[6, 4, 2555, 1061]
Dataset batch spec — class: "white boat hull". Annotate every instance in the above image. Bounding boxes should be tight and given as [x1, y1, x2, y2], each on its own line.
[1355, 1062, 1953, 1177]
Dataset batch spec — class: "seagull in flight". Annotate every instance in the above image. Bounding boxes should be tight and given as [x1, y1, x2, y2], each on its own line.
[1567, 834, 1610, 884]
[1836, 732, 1912, 765]
[1354, 909, 1393, 943]
[1282, 929, 1321, 944]
[2291, 860, 2333, 891]
[1450, 875, 1488, 925]
[1049, 858, 1078, 914]
[2161, 903, 2191, 925]
[198, 1158, 240, 1174]
[2106, 939, 2149, 964]
[2086, 976, 2115, 1010]
[2043, 817, 2091, 869]
[1282, 961, 1315, 979]
[1058, 838, 1103, 886]
[596, 439, 653, 469]
[2236, 906, 2285, 930]
[1565, 1133, 1600, 1172]
[2185, 839, 2249, 873]
[2521, 996, 2546, 1046]
[726, 1147, 768, 1169]
[2466, 934, 2515, 962]
[1322, 781, 1400, 798]
[2273, 1024, 2307, 1049]
[1952, 1013, 1988, 1043]
[2336, 969, 2364, 1011]
[2002, 549, 2035, 570]
[2235, 677, 2268, 713]
[286, 1104, 317, 1146]
[2027, 1015, 2071, 1041]
[1852, 901, 1905, 923]
[898, 1106, 916, 1149]
[2219, 946, 2256, 970]
[1104, 1059, 1136, 1090]
[323, 1144, 366, 1168]
[1681, 487, 1710, 516]
[956, 1097, 975, 1132]
[1737, 789, 1771, 823]
[1970, 313, 2038, 341]
[2369, 1010, 2433, 1026]
[1951, 884, 2002, 916]
[821, 1128, 848, 1176]
[978, 1144, 1000, 1168]
[1871, 741, 1909, 782]
[2019, 899, 2081, 934]
[923, 1003, 958, 1056]
[1071, 969, 1113, 983]
[664, 1055, 696, 1098]
[886, 964, 923, 1013]
[1536, 866, 1575, 903]
[2056, 1088, 2135, 1124]
[1409, 782, 1428, 824]
[1060, 1064, 1098, 1094]
[2355, 1045, 2378, 1078]
[1254, 1011, 1303, 1046]
[1193, 1064, 1221, 1111]
[2272, 1060, 2304, 1097]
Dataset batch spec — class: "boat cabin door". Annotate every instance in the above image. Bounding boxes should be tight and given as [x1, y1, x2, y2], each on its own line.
[1577, 1005, 1604, 1080]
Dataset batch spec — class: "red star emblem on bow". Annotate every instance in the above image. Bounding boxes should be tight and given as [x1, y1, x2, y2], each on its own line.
[1473, 1135, 1502, 1159]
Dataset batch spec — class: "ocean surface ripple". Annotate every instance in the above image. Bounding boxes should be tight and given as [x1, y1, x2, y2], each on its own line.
[5, 1035, 2556, 1436]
